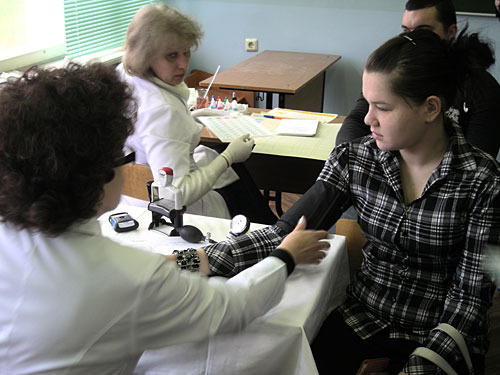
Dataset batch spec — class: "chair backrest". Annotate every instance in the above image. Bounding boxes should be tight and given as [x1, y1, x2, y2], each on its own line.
[121, 163, 153, 201]
[335, 219, 367, 275]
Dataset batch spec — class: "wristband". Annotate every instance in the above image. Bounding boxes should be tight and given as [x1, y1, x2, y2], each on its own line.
[173, 248, 200, 272]
[270, 248, 295, 275]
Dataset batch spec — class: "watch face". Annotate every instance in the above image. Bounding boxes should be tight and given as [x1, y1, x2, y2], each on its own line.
[230, 214, 250, 236]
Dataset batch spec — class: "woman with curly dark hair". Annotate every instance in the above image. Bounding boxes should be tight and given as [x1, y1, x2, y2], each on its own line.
[0, 63, 329, 373]
[0, 63, 136, 235]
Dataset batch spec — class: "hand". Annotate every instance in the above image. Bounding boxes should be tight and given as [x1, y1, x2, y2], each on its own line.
[221, 134, 254, 165]
[278, 216, 330, 265]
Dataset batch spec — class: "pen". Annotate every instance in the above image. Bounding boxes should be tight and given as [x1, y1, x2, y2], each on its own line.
[263, 115, 287, 120]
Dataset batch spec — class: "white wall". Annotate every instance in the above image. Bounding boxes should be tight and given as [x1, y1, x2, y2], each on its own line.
[171, 0, 500, 117]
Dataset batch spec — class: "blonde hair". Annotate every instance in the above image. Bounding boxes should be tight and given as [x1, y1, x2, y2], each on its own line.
[123, 3, 203, 78]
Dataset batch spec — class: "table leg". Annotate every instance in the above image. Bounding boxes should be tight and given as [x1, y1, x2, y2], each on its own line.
[266, 91, 273, 109]
[320, 71, 326, 113]
[265, 92, 285, 110]
[278, 93, 285, 109]
[263, 190, 283, 217]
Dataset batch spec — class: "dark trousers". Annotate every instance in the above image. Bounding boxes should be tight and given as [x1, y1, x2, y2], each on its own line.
[311, 310, 485, 375]
[215, 162, 278, 225]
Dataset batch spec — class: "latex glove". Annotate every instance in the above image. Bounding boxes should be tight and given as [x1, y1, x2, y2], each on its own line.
[191, 108, 221, 121]
[221, 134, 254, 165]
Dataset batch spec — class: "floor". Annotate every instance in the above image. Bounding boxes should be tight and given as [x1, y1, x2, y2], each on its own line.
[273, 192, 500, 374]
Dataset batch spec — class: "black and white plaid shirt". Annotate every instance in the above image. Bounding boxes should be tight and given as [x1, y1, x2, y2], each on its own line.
[204, 122, 500, 374]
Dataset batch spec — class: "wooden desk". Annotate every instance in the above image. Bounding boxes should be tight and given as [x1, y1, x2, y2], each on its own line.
[199, 50, 341, 112]
[200, 114, 345, 215]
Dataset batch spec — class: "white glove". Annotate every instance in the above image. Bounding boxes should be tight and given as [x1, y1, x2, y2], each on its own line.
[221, 134, 254, 165]
[191, 108, 221, 122]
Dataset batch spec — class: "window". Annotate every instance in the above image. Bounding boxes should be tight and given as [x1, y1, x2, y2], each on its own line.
[0, 0, 151, 73]
[0, 0, 65, 72]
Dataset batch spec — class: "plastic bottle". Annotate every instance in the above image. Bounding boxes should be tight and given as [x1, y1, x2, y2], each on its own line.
[231, 92, 238, 111]
[209, 95, 216, 109]
[216, 96, 223, 110]
[223, 97, 231, 111]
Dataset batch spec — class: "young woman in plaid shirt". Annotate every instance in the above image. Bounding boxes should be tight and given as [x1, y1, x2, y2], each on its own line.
[201, 29, 500, 374]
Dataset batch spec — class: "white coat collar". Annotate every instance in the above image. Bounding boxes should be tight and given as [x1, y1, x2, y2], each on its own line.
[151, 77, 190, 102]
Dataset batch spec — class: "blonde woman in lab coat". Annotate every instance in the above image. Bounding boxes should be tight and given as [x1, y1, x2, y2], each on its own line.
[118, 4, 277, 223]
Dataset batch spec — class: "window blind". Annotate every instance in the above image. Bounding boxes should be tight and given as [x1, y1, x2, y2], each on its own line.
[64, 0, 151, 58]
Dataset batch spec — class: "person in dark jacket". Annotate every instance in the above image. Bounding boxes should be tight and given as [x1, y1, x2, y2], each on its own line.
[336, 0, 500, 159]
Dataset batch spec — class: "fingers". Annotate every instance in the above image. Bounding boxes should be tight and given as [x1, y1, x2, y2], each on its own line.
[295, 247, 327, 265]
[281, 228, 329, 248]
[299, 229, 329, 242]
[237, 133, 251, 142]
[299, 241, 330, 265]
[293, 215, 307, 232]
[279, 228, 330, 266]
[242, 134, 255, 148]
[238, 134, 254, 146]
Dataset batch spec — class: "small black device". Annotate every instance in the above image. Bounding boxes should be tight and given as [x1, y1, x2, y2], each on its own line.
[109, 212, 139, 233]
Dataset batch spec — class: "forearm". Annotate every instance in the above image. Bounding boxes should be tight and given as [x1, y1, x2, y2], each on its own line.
[201, 180, 347, 277]
[203, 225, 287, 277]
[173, 155, 228, 206]
[143, 252, 289, 346]
[402, 254, 494, 373]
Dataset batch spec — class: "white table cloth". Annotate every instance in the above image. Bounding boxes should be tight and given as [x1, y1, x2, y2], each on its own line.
[99, 205, 349, 375]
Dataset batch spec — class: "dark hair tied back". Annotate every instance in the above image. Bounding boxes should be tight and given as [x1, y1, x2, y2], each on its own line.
[365, 28, 495, 111]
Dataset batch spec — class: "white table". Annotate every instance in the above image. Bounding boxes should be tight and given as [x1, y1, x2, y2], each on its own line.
[99, 205, 349, 375]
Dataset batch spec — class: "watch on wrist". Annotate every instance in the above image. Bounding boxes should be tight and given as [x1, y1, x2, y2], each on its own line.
[173, 248, 200, 272]
[229, 214, 250, 237]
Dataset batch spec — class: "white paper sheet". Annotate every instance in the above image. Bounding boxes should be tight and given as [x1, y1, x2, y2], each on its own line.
[198, 115, 273, 142]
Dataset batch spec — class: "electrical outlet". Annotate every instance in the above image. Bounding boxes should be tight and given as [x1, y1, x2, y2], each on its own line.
[245, 38, 258, 52]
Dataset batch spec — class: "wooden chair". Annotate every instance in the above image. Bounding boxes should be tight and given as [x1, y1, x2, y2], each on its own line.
[121, 163, 153, 201]
[335, 219, 367, 275]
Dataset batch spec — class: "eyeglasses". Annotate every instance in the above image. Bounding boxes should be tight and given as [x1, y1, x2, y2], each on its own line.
[114, 152, 135, 167]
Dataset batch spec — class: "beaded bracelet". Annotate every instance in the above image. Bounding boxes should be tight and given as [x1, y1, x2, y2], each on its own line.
[173, 248, 200, 272]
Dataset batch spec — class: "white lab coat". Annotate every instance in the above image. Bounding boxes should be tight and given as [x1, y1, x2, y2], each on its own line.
[117, 64, 238, 218]
[0, 219, 287, 374]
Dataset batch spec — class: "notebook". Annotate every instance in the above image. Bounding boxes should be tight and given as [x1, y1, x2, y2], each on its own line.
[275, 119, 319, 137]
